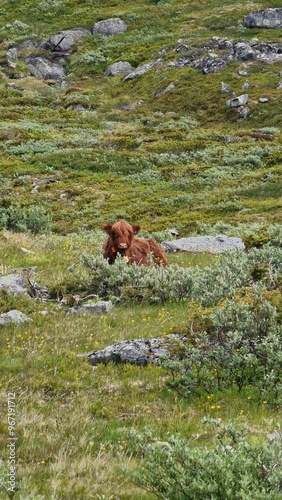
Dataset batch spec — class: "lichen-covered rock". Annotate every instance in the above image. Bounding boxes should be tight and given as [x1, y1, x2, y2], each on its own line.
[0, 310, 32, 326]
[0, 274, 27, 295]
[40, 28, 91, 52]
[123, 59, 163, 81]
[87, 334, 187, 366]
[226, 94, 249, 108]
[244, 8, 282, 29]
[233, 41, 256, 60]
[66, 301, 113, 315]
[6, 48, 18, 60]
[27, 57, 65, 80]
[104, 61, 133, 77]
[172, 37, 282, 73]
[93, 18, 128, 36]
[162, 236, 245, 254]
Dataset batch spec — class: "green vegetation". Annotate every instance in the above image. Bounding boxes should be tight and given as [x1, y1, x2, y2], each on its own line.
[0, 230, 281, 499]
[0, 205, 51, 234]
[0, 0, 282, 233]
[0, 0, 281, 498]
[125, 421, 282, 499]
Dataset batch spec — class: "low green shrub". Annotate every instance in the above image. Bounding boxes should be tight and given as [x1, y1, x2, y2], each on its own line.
[155, 116, 197, 133]
[124, 421, 282, 499]
[0, 205, 51, 234]
[0, 209, 9, 229]
[79, 245, 282, 305]
[6, 206, 27, 232]
[25, 205, 52, 234]
[259, 127, 280, 135]
[78, 254, 195, 303]
[162, 288, 282, 402]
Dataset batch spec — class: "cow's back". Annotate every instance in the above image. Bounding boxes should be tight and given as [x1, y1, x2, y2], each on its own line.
[130, 238, 151, 265]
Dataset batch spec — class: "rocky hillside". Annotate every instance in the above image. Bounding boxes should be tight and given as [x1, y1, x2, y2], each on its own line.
[1, 4, 282, 499]
[0, 1, 281, 233]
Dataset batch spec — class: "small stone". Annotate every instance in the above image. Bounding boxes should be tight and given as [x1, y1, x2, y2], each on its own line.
[165, 228, 179, 237]
[221, 82, 233, 94]
[242, 80, 250, 90]
[61, 80, 68, 89]
[6, 48, 18, 60]
[237, 106, 250, 119]
[20, 247, 35, 254]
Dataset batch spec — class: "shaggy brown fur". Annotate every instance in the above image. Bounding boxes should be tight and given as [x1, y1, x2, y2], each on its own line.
[103, 219, 168, 266]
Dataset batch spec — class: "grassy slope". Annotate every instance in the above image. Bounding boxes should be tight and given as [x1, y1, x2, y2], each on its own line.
[0, 0, 282, 498]
[0, 0, 281, 233]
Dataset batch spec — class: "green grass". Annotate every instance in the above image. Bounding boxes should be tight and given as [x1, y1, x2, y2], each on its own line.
[1, 232, 281, 498]
[1, 0, 282, 497]
[0, 0, 282, 232]
[1, 311, 280, 498]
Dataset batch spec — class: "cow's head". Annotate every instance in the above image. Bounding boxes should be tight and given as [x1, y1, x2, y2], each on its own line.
[103, 219, 141, 254]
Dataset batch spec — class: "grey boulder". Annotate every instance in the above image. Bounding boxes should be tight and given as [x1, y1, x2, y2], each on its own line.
[0, 274, 27, 295]
[93, 18, 128, 36]
[27, 57, 65, 80]
[244, 8, 282, 29]
[104, 61, 134, 77]
[87, 334, 187, 366]
[162, 236, 245, 254]
[40, 28, 91, 51]
[0, 310, 32, 326]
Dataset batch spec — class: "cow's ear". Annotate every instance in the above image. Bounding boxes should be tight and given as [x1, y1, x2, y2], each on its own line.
[132, 224, 141, 235]
[103, 223, 113, 234]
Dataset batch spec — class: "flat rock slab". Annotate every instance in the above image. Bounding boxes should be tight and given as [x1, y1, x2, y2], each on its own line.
[0, 274, 28, 294]
[123, 59, 163, 81]
[162, 236, 245, 254]
[66, 301, 113, 315]
[87, 334, 187, 366]
[0, 310, 32, 326]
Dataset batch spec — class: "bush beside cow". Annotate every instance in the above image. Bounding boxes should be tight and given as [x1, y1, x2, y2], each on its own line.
[103, 219, 168, 266]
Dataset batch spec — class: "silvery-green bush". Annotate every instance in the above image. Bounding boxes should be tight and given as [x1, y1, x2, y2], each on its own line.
[162, 288, 282, 402]
[124, 422, 282, 500]
[0, 205, 51, 234]
[81, 245, 282, 305]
